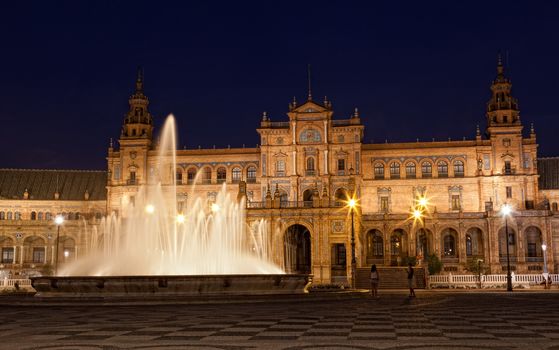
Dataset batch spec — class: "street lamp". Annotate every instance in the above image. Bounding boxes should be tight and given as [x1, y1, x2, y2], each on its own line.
[54, 215, 64, 276]
[542, 243, 548, 288]
[347, 197, 357, 289]
[501, 204, 513, 292]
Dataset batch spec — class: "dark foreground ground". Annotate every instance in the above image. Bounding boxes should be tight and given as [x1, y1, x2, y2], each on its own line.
[1, 291, 559, 350]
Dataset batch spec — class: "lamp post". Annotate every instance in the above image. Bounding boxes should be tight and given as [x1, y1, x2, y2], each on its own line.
[54, 215, 64, 276]
[348, 198, 357, 289]
[501, 204, 513, 292]
[542, 243, 548, 288]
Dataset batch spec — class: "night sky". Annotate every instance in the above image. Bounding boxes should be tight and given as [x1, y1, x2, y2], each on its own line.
[1, 2, 558, 170]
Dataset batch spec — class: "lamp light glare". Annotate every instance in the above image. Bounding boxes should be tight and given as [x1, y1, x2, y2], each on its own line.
[418, 197, 428, 207]
[145, 204, 155, 214]
[413, 209, 422, 220]
[54, 215, 64, 225]
[501, 204, 512, 216]
[542, 243, 547, 251]
[176, 214, 185, 224]
[348, 198, 356, 209]
[211, 203, 220, 213]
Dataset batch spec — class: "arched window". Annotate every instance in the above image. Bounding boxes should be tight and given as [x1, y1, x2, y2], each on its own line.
[0, 212, 4, 220]
[453, 160, 464, 177]
[390, 234, 401, 256]
[437, 161, 448, 177]
[306, 157, 315, 176]
[443, 235, 456, 257]
[7, 212, 13, 220]
[367, 230, 384, 258]
[525, 226, 542, 258]
[202, 167, 212, 184]
[37, 212, 43, 221]
[390, 162, 400, 179]
[176, 170, 183, 184]
[374, 163, 384, 180]
[405, 162, 416, 178]
[232, 167, 242, 183]
[466, 228, 483, 256]
[421, 162, 432, 178]
[30, 212, 37, 220]
[45, 212, 52, 221]
[247, 166, 257, 183]
[187, 168, 197, 184]
[334, 188, 347, 206]
[217, 167, 227, 184]
[14, 212, 21, 220]
[499, 227, 516, 258]
[278, 191, 288, 207]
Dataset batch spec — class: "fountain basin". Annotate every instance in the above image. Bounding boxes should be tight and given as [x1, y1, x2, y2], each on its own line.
[31, 274, 312, 298]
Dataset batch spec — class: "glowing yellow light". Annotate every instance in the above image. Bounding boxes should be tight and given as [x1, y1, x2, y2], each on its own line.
[145, 204, 155, 214]
[418, 197, 428, 207]
[54, 215, 64, 225]
[211, 203, 220, 213]
[413, 209, 423, 220]
[501, 204, 512, 216]
[176, 213, 185, 224]
[348, 198, 356, 209]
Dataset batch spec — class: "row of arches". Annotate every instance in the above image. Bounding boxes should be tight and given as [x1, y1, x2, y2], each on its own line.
[364, 225, 545, 261]
[373, 159, 465, 179]
[176, 165, 258, 184]
[0, 235, 76, 264]
[0, 211, 103, 221]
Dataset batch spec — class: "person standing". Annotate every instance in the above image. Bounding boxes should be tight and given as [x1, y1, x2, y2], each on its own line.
[370, 264, 379, 298]
[407, 263, 416, 297]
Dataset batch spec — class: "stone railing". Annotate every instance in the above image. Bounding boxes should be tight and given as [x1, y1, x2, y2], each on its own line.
[1, 278, 33, 290]
[429, 273, 559, 289]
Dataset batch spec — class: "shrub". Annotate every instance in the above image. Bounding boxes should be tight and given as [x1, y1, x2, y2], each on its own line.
[427, 253, 443, 275]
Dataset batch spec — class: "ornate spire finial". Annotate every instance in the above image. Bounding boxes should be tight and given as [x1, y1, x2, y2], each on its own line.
[353, 107, 359, 118]
[109, 137, 114, 149]
[262, 111, 268, 121]
[476, 124, 480, 136]
[531, 122, 535, 134]
[307, 64, 312, 101]
[135, 66, 144, 93]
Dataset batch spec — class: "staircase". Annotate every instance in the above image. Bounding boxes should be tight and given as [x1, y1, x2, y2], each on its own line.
[355, 267, 426, 289]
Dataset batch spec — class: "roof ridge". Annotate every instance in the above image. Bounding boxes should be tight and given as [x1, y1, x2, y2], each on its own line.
[0, 168, 106, 173]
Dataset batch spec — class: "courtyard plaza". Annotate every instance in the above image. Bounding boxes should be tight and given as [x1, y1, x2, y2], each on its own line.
[1, 291, 559, 349]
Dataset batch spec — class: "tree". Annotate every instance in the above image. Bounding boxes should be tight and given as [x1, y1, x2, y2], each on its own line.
[427, 253, 443, 275]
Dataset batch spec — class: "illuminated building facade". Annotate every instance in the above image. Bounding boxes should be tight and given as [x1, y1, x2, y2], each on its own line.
[1, 58, 558, 283]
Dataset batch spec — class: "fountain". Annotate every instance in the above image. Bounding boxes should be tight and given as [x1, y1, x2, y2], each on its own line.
[31, 115, 311, 298]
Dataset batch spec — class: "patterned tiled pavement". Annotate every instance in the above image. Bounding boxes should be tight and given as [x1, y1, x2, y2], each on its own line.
[1, 292, 559, 349]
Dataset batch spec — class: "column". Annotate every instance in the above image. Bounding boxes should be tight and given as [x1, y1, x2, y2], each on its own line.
[323, 120, 328, 143]
[324, 150, 329, 175]
[292, 151, 297, 176]
[19, 245, 23, 264]
[13, 245, 16, 265]
[44, 245, 48, 265]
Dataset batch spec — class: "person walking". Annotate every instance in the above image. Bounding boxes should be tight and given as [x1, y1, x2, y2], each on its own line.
[407, 263, 416, 297]
[370, 264, 379, 298]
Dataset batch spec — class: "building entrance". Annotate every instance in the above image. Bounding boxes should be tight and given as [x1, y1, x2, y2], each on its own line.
[284, 224, 311, 274]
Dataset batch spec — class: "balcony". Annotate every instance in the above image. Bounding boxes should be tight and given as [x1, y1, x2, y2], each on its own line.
[217, 178, 226, 184]
[305, 170, 316, 176]
[246, 177, 257, 184]
[200, 179, 212, 185]
[526, 257, 543, 263]
[126, 179, 137, 185]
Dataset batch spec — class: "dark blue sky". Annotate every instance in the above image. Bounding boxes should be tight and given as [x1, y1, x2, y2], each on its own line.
[1, 1, 558, 169]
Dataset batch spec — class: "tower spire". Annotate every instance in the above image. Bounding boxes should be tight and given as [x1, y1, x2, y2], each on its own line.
[135, 66, 144, 93]
[307, 64, 312, 101]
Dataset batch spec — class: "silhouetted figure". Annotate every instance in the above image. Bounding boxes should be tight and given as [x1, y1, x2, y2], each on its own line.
[370, 264, 379, 298]
[407, 263, 416, 297]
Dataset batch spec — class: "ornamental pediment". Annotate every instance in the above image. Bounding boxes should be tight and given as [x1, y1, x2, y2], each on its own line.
[274, 151, 288, 158]
[292, 100, 328, 113]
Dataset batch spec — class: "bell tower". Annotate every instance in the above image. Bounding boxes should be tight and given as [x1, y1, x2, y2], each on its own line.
[486, 54, 522, 135]
[121, 67, 154, 141]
